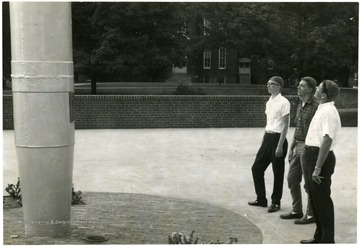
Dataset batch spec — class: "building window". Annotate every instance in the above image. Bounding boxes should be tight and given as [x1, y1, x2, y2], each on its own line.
[203, 18, 211, 35]
[219, 47, 226, 69]
[203, 50, 211, 69]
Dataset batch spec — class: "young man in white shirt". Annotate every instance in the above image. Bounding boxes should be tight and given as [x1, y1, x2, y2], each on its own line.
[300, 80, 341, 244]
[248, 76, 290, 213]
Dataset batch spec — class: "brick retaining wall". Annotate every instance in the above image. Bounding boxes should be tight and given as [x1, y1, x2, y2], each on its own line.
[3, 95, 13, 130]
[72, 95, 298, 129]
[3, 94, 356, 130]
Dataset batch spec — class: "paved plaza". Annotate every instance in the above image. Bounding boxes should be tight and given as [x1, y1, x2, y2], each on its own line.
[3, 127, 358, 243]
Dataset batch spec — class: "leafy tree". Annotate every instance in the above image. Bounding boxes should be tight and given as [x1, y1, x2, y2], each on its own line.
[278, 3, 358, 85]
[72, 2, 98, 93]
[4, 3, 358, 90]
[72, 2, 188, 86]
[2, 2, 11, 89]
[182, 2, 358, 86]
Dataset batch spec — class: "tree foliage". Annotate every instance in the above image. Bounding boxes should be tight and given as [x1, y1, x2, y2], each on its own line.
[72, 2, 188, 82]
[183, 2, 358, 85]
[2, 2, 11, 88]
[278, 3, 358, 84]
[3, 3, 357, 87]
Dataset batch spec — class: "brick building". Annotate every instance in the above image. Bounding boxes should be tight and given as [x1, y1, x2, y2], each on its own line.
[171, 17, 252, 85]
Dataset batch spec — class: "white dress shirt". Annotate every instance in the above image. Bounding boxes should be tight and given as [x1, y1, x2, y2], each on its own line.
[265, 93, 290, 133]
[305, 101, 341, 150]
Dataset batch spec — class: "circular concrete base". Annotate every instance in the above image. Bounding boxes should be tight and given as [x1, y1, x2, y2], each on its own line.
[4, 192, 262, 244]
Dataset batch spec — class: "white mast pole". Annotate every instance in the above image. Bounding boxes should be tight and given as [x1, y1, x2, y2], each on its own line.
[10, 2, 75, 236]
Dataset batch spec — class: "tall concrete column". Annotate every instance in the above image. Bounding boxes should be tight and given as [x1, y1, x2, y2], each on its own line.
[10, 2, 75, 236]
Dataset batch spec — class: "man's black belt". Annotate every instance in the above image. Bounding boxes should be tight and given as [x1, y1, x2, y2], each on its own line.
[266, 130, 280, 134]
[294, 137, 305, 142]
[305, 146, 333, 153]
[305, 145, 319, 151]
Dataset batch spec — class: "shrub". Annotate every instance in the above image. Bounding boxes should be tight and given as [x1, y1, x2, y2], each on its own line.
[168, 231, 198, 244]
[72, 184, 86, 205]
[173, 84, 205, 95]
[168, 231, 238, 244]
[5, 178, 85, 206]
[5, 177, 22, 206]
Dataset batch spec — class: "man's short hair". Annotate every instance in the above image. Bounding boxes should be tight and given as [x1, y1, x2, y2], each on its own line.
[323, 80, 340, 101]
[301, 76, 317, 92]
[270, 76, 284, 88]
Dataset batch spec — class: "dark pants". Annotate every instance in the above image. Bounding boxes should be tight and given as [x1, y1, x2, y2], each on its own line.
[251, 132, 288, 205]
[303, 146, 336, 243]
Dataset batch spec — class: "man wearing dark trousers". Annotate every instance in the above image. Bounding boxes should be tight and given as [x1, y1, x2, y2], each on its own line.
[300, 80, 341, 244]
[248, 76, 290, 213]
[280, 77, 318, 224]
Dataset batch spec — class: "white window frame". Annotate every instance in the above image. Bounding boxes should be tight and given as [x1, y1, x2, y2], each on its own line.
[203, 18, 211, 35]
[203, 50, 211, 69]
[219, 47, 226, 69]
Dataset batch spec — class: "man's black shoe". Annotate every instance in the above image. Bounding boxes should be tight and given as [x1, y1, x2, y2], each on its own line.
[300, 238, 320, 244]
[267, 203, 280, 213]
[280, 211, 304, 219]
[295, 215, 316, 225]
[248, 200, 267, 207]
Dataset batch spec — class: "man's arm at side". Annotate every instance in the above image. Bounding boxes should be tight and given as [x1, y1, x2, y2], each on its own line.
[315, 134, 332, 169]
[312, 134, 332, 184]
[276, 113, 290, 157]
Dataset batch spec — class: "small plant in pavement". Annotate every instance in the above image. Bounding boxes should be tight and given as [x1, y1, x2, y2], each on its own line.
[5, 177, 22, 206]
[72, 184, 85, 205]
[5, 178, 85, 206]
[168, 231, 238, 244]
[168, 231, 198, 244]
